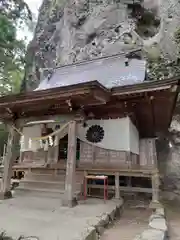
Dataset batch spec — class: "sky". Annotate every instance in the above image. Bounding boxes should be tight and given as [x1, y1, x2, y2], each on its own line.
[17, 0, 43, 42]
[25, 0, 42, 15]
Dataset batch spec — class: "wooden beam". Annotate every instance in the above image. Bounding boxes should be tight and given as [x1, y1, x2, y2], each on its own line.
[92, 89, 110, 104]
[87, 184, 153, 193]
[115, 172, 120, 199]
[62, 120, 77, 207]
[149, 95, 156, 136]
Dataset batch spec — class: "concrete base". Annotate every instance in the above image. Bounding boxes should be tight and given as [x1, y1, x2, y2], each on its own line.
[149, 201, 163, 210]
[0, 190, 12, 200]
[0, 196, 122, 240]
[62, 197, 78, 208]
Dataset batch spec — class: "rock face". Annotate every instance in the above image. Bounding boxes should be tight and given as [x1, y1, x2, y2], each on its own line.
[25, 0, 158, 90]
[26, 0, 180, 199]
[157, 114, 180, 201]
[25, 0, 180, 90]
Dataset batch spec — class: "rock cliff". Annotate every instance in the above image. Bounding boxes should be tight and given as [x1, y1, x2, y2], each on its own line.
[25, 0, 180, 200]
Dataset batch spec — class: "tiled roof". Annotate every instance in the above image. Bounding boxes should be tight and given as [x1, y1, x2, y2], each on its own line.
[35, 54, 146, 91]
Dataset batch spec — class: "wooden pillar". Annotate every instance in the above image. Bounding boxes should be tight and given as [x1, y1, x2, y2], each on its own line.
[150, 172, 161, 208]
[62, 121, 77, 207]
[115, 172, 120, 199]
[19, 151, 23, 163]
[44, 139, 49, 166]
[152, 173, 159, 201]
[0, 123, 16, 199]
[53, 136, 59, 163]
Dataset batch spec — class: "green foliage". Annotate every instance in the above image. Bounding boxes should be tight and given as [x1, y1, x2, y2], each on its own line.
[0, 0, 32, 22]
[0, 0, 32, 155]
[174, 28, 180, 45]
[0, 0, 32, 96]
[147, 56, 180, 81]
[147, 19, 180, 81]
[0, 125, 8, 158]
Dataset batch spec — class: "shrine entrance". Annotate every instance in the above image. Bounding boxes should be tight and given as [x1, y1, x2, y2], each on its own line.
[58, 134, 80, 163]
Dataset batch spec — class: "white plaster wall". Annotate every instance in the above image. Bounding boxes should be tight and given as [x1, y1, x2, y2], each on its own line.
[21, 125, 41, 151]
[20, 116, 139, 154]
[20, 115, 73, 152]
[77, 117, 136, 152]
[128, 118, 139, 154]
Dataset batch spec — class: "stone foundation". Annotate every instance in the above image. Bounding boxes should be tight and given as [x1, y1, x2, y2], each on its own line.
[133, 207, 167, 240]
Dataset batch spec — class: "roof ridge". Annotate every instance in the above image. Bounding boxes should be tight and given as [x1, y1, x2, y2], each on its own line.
[40, 48, 143, 73]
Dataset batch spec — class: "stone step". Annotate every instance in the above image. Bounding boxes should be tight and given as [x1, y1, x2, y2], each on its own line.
[19, 179, 83, 192]
[19, 180, 65, 190]
[14, 186, 65, 199]
[24, 172, 84, 183]
[25, 173, 66, 182]
[14, 186, 81, 199]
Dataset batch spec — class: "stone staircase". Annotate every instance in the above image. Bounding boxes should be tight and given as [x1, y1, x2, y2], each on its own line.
[14, 169, 84, 199]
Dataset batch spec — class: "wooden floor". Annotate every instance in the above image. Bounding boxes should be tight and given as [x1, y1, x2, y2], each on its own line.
[13, 163, 158, 177]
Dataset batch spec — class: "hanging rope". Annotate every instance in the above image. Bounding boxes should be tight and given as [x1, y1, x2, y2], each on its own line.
[12, 121, 70, 140]
[13, 121, 71, 150]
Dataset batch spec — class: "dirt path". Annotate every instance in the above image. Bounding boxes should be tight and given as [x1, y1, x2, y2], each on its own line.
[101, 200, 152, 240]
[164, 201, 180, 240]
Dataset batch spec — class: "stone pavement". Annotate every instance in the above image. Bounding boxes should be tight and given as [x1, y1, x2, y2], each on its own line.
[164, 200, 180, 240]
[101, 200, 152, 240]
[0, 196, 121, 240]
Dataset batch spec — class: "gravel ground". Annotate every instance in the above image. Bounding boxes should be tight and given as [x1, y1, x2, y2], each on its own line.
[101, 200, 152, 240]
[0, 196, 119, 240]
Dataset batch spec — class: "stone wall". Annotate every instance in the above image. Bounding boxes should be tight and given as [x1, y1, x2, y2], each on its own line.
[157, 115, 180, 201]
[133, 208, 167, 240]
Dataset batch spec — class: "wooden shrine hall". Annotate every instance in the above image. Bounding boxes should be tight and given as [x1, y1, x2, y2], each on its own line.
[0, 54, 179, 207]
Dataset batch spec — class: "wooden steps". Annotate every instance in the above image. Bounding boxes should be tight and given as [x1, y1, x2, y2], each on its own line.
[24, 173, 66, 182]
[15, 170, 84, 199]
[15, 187, 82, 199]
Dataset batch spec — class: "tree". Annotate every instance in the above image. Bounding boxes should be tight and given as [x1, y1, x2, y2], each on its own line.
[0, 0, 32, 95]
[0, 0, 32, 157]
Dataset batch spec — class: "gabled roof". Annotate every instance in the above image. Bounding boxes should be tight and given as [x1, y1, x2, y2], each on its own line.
[0, 75, 179, 138]
[35, 53, 146, 91]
